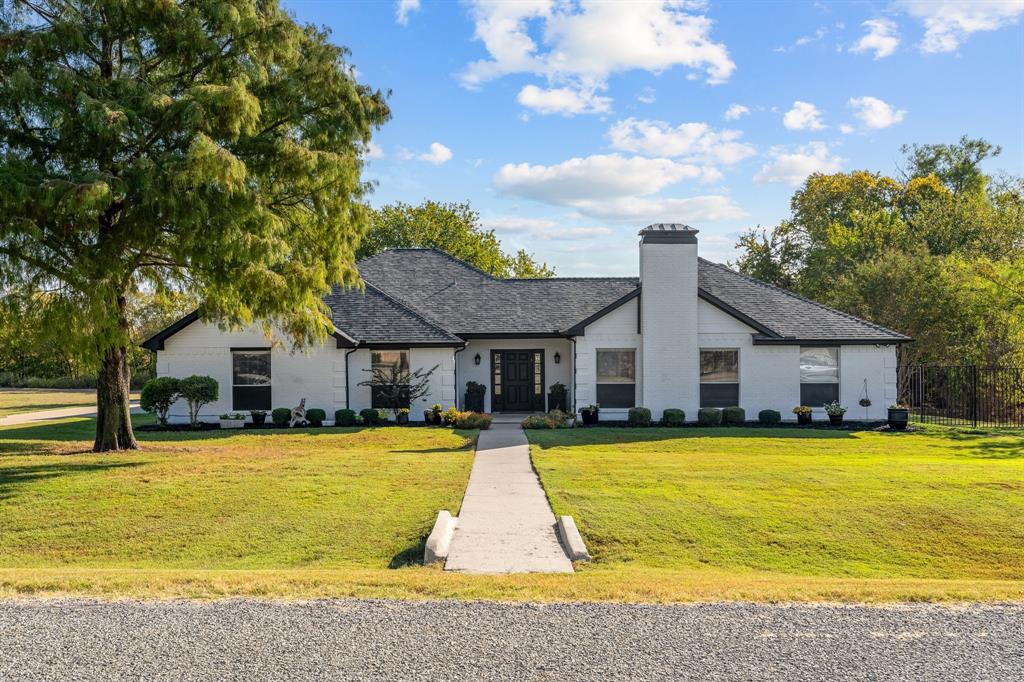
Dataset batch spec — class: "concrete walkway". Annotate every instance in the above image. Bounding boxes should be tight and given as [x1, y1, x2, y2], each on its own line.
[444, 421, 573, 574]
[0, 403, 141, 427]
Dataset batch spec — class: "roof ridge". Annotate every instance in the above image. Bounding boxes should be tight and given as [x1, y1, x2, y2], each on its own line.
[363, 247, 501, 281]
[698, 258, 909, 339]
[361, 281, 463, 342]
[505, 276, 639, 282]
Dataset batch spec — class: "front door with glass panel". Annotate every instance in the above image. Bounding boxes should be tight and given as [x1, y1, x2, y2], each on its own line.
[492, 350, 543, 411]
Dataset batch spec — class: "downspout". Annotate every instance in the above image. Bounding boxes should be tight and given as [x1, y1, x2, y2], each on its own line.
[343, 346, 359, 409]
[568, 336, 578, 415]
[453, 344, 467, 410]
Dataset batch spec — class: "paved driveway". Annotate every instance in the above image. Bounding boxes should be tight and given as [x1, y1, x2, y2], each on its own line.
[0, 599, 1019, 681]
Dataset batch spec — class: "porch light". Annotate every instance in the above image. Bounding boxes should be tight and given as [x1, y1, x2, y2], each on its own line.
[474, 353, 481, 365]
[554, 352, 561, 364]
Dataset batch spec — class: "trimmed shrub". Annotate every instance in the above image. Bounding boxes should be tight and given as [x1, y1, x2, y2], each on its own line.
[697, 407, 722, 426]
[661, 408, 685, 426]
[140, 376, 180, 426]
[521, 410, 570, 429]
[305, 408, 326, 426]
[272, 407, 292, 426]
[360, 408, 382, 426]
[722, 406, 745, 425]
[454, 411, 492, 430]
[334, 409, 357, 426]
[758, 409, 782, 425]
[178, 375, 218, 426]
[442, 406, 460, 426]
[628, 407, 652, 427]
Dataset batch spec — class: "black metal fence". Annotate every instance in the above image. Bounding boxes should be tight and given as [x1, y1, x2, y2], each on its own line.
[898, 365, 1024, 428]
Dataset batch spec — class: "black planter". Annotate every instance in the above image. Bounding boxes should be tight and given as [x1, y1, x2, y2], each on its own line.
[887, 408, 909, 431]
[828, 414, 844, 426]
[397, 413, 409, 425]
[250, 412, 267, 426]
[424, 410, 435, 425]
[465, 393, 485, 413]
[580, 409, 599, 425]
[797, 413, 812, 425]
[548, 392, 568, 412]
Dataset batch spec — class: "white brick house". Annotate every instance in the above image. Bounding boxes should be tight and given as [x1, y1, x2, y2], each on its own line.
[143, 224, 908, 423]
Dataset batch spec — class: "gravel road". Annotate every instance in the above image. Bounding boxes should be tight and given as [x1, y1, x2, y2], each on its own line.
[0, 599, 1020, 681]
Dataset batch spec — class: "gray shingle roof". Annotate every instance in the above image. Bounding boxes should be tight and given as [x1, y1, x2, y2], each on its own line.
[323, 282, 462, 345]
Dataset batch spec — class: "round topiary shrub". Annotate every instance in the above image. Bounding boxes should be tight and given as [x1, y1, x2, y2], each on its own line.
[758, 409, 782, 425]
[271, 408, 291, 426]
[305, 408, 326, 426]
[360, 408, 381, 426]
[697, 407, 722, 426]
[722, 406, 746, 425]
[628, 406, 652, 427]
[140, 376, 180, 427]
[334, 409, 357, 426]
[661, 408, 685, 426]
[177, 375, 219, 426]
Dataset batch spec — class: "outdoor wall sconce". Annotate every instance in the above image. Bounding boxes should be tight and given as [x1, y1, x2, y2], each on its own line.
[474, 353, 481, 365]
[553, 352, 561, 364]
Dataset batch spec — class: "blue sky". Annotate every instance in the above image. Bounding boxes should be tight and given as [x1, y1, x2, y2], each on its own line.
[285, 0, 1024, 276]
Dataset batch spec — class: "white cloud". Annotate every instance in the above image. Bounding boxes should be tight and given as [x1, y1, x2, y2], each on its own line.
[417, 142, 453, 165]
[839, 124, 855, 135]
[459, 0, 734, 115]
[606, 118, 755, 166]
[774, 27, 827, 53]
[723, 103, 749, 120]
[485, 216, 612, 240]
[848, 96, 906, 129]
[494, 153, 744, 223]
[636, 87, 657, 104]
[363, 141, 385, 159]
[517, 84, 612, 115]
[783, 101, 826, 130]
[754, 142, 844, 185]
[850, 18, 901, 58]
[395, 0, 420, 26]
[898, 0, 1024, 53]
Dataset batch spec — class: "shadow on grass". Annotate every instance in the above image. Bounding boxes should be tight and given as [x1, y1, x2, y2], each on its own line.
[950, 440, 1024, 460]
[388, 536, 427, 569]
[0, 460, 142, 500]
[528, 426, 862, 449]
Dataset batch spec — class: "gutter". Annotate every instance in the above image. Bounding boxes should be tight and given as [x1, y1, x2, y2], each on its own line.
[343, 346, 359, 409]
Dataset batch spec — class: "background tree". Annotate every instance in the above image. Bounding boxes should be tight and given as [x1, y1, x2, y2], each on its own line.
[734, 137, 1024, 366]
[0, 1, 388, 450]
[358, 201, 555, 278]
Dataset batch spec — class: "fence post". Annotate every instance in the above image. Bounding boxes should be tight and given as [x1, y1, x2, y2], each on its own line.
[970, 365, 978, 428]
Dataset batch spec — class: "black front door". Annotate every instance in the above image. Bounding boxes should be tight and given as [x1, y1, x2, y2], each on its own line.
[492, 350, 543, 412]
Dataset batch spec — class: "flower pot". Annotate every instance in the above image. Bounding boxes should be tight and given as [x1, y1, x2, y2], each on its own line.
[548, 392, 568, 412]
[397, 413, 409, 425]
[218, 418, 246, 430]
[828, 414, 844, 426]
[796, 413, 812, 425]
[464, 393, 485, 413]
[580, 409, 599, 426]
[887, 407, 909, 431]
[423, 410, 435, 425]
[250, 413, 267, 426]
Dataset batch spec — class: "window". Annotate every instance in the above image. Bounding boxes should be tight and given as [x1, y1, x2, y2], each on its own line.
[371, 350, 410, 409]
[800, 347, 839, 406]
[232, 350, 271, 410]
[700, 349, 739, 407]
[596, 349, 636, 408]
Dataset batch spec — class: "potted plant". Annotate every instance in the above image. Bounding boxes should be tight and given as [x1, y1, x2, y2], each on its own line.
[548, 382, 568, 411]
[887, 404, 910, 431]
[792, 405, 813, 425]
[396, 407, 410, 425]
[249, 409, 267, 426]
[823, 401, 847, 426]
[464, 382, 487, 413]
[580, 404, 599, 426]
[218, 412, 247, 429]
[427, 403, 443, 425]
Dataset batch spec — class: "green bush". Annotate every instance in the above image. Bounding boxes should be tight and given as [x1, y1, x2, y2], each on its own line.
[454, 411, 492, 429]
[628, 407, 652, 427]
[0, 373, 98, 389]
[305, 408, 326, 426]
[140, 376, 180, 427]
[360, 408, 382, 425]
[661, 408, 685, 426]
[272, 408, 292, 426]
[758, 409, 782, 425]
[521, 410, 570, 429]
[722, 406, 745, 424]
[697, 407, 722, 426]
[334, 409, 357, 426]
[177, 375, 218, 426]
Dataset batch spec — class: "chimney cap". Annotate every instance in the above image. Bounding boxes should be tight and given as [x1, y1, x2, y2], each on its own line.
[639, 223, 699, 244]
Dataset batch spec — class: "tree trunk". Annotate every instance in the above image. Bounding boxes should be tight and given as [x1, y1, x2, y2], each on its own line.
[93, 344, 138, 452]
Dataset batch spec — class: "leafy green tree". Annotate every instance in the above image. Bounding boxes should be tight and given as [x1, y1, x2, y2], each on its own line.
[900, 135, 1000, 197]
[0, 1, 388, 450]
[359, 201, 555, 278]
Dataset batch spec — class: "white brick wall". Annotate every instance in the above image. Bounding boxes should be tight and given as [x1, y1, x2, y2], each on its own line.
[574, 298, 641, 420]
[456, 338, 573, 413]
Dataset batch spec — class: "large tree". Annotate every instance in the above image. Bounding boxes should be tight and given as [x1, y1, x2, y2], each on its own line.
[359, 200, 555, 278]
[0, 1, 388, 450]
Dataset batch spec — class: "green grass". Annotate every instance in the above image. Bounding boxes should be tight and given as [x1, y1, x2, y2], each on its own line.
[0, 389, 138, 418]
[529, 427, 1024, 584]
[0, 416, 475, 570]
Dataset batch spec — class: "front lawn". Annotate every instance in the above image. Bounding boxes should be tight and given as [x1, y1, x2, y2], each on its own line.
[0, 388, 139, 418]
[528, 426, 1024, 600]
